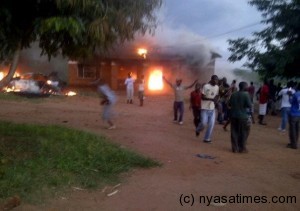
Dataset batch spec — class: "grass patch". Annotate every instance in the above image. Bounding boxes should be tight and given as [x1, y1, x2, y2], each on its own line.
[0, 92, 46, 103]
[0, 121, 160, 203]
[0, 92, 26, 101]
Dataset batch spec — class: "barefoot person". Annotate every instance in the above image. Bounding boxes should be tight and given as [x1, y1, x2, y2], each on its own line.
[163, 76, 198, 125]
[124, 72, 135, 104]
[97, 79, 117, 129]
[190, 83, 202, 129]
[138, 75, 145, 106]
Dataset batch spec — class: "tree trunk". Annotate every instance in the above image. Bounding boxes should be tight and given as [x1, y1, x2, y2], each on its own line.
[0, 47, 21, 90]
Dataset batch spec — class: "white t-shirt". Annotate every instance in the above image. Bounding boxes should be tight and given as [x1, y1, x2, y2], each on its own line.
[201, 83, 219, 110]
[125, 77, 135, 89]
[138, 80, 145, 91]
[278, 87, 295, 108]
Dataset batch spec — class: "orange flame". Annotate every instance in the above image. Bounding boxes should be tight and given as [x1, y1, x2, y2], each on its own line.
[65, 91, 77, 96]
[0, 72, 4, 81]
[148, 69, 163, 91]
[137, 48, 147, 59]
[0, 71, 20, 81]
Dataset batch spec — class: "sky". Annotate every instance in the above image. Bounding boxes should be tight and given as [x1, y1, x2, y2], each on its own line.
[152, 0, 265, 77]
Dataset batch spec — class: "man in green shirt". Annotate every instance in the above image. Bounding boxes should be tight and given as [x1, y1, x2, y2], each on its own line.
[228, 81, 252, 153]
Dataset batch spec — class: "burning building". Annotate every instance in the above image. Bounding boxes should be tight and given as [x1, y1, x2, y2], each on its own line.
[68, 44, 221, 94]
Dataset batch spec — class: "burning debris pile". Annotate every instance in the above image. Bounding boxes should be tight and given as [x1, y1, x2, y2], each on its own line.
[0, 71, 76, 97]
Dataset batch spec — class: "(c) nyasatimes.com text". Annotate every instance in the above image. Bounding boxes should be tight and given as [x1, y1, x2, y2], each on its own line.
[179, 194, 297, 206]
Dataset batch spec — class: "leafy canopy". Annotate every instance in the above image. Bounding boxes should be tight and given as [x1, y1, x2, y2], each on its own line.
[0, 0, 162, 62]
[228, 0, 300, 78]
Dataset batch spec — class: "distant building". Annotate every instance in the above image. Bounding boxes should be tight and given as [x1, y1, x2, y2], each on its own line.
[1, 43, 221, 92]
[68, 50, 221, 93]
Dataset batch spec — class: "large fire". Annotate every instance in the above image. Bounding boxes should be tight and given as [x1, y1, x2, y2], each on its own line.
[0, 72, 3, 81]
[0, 71, 77, 97]
[0, 71, 20, 81]
[148, 69, 163, 91]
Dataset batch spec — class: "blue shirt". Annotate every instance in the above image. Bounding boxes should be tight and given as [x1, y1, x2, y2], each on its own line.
[290, 91, 300, 117]
[98, 84, 117, 105]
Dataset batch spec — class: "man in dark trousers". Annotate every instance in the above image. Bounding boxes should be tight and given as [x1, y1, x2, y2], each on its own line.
[163, 76, 198, 125]
[228, 81, 252, 153]
[287, 83, 300, 149]
[190, 83, 202, 128]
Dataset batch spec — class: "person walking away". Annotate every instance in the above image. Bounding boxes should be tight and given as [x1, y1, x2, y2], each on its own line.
[217, 77, 230, 124]
[196, 75, 219, 143]
[124, 72, 135, 104]
[268, 79, 277, 115]
[277, 81, 295, 132]
[163, 76, 198, 125]
[228, 81, 252, 153]
[222, 81, 239, 131]
[275, 82, 283, 112]
[190, 83, 202, 128]
[248, 82, 255, 102]
[138, 75, 145, 106]
[97, 79, 117, 129]
[247, 81, 255, 124]
[230, 80, 238, 93]
[256, 80, 269, 125]
[287, 83, 300, 149]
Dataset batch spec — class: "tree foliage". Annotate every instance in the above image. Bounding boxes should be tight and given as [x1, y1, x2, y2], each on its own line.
[228, 0, 300, 78]
[0, 0, 162, 87]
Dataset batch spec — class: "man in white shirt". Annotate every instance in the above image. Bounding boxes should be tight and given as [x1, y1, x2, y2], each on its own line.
[277, 81, 295, 132]
[196, 75, 219, 143]
[124, 72, 135, 104]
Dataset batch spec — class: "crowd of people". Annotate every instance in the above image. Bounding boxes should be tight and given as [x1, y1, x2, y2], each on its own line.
[95, 73, 300, 152]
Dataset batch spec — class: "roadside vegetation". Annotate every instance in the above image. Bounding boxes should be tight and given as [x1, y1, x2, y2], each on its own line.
[0, 92, 31, 101]
[0, 92, 55, 102]
[0, 121, 160, 203]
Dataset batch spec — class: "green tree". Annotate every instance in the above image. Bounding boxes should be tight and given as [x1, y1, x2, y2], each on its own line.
[0, 0, 162, 88]
[228, 0, 300, 78]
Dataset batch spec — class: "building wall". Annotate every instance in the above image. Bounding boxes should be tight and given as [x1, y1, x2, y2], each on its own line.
[68, 61, 101, 86]
[68, 57, 216, 92]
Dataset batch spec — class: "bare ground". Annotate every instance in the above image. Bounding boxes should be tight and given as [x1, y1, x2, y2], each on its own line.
[0, 93, 300, 211]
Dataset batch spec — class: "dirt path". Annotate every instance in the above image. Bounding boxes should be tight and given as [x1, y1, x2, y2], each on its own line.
[1, 94, 299, 210]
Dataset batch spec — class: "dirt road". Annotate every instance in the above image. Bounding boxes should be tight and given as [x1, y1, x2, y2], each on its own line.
[0, 93, 299, 210]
